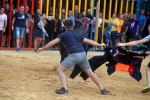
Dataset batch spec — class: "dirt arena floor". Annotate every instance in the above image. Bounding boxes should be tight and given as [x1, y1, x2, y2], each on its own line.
[0, 50, 150, 100]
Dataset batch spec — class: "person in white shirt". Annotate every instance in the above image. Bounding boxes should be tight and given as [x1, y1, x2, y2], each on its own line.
[0, 7, 7, 45]
[92, 12, 103, 42]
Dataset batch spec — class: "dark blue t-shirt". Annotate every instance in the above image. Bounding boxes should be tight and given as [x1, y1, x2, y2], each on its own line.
[14, 11, 28, 28]
[57, 30, 85, 54]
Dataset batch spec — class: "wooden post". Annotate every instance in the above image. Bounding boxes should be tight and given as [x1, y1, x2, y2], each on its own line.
[84, 0, 87, 11]
[65, 0, 69, 20]
[78, 0, 81, 12]
[90, 0, 93, 15]
[94, 2, 100, 43]
[72, 0, 75, 15]
[108, 0, 112, 19]
[125, 0, 129, 12]
[46, 0, 49, 19]
[59, 0, 62, 20]
[119, 0, 123, 15]
[102, 0, 106, 45]
[52, 0, 56, 19]
[114, 0, 118, 13]
[131, 0, 134, 17]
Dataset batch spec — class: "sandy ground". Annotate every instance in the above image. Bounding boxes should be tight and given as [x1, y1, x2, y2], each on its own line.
[0, 50, 150, 100]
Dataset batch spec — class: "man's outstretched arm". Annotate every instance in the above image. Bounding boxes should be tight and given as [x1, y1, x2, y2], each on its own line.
[38, 38, 60, 52]
[118, 39, 147, 47]
[83, 38, 106, 47]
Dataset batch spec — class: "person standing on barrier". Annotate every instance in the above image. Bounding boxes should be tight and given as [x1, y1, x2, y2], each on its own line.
[37, 20, 109, 95]
[0, 7, 7, 46]
[12, 5, 29, 51]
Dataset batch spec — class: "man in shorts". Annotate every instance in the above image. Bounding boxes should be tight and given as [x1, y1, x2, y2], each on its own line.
[12, 5, 29, 51]
[38, 20, 109, 95]
[118, 24, 150, 93]
[32, 8, 46, 52]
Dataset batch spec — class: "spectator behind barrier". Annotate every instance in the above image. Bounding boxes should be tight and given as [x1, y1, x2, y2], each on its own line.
[0, 7, 7, 47]
[80, 11, 89, 32]
[74, 5, 82, 29]
[138, 10, 147, 39]
[105, 12, 119, 46]
[12, 5, 29, 52]
[86, 8, 93, 39]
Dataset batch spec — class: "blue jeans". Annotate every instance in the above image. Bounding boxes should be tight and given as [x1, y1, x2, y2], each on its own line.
[15, 27, 25, 38]
[138, 28, 143, 39]
[120, 32, 125, 43]
[111, 31, 117, 46]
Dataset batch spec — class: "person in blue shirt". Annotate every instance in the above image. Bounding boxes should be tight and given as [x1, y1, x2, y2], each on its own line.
[138, 10, 147, 39]
[68, 10, 75, 27]
[12, 5, 29, 51]
[37, 20, 109, 95]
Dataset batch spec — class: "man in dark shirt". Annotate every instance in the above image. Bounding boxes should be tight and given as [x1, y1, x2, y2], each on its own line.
[45, 7, 56, 44]
[38, 20, 108, 95]
[12, 5, 29, 51]
[3, 3, 10, 47]
[121, 12, 130, 43]
[74, 5, 82, 29]
[32, 8, 46, 52]
[86, 9, 93, 38]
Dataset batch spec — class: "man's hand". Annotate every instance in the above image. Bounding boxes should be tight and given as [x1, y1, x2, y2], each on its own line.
[12, 26, 14, 30]
[146, 52, 150, 56]
[117, 43, 125, 46]
[141, 28, 143, 31]
[3, 28, 6, 33]
[37, 48, 43, 53]
[100, 43, 106, 48]
[136, 32, 138, 36]
[54, 28, 56, 32]
[123, 32, 126, 35]
[26, 28, 29, 33]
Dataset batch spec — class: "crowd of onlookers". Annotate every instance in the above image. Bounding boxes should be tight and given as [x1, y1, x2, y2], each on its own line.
[0, 2, 150, 51]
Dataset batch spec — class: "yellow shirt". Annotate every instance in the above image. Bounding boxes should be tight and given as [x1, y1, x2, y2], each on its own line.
[107, 18, 119, 32]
